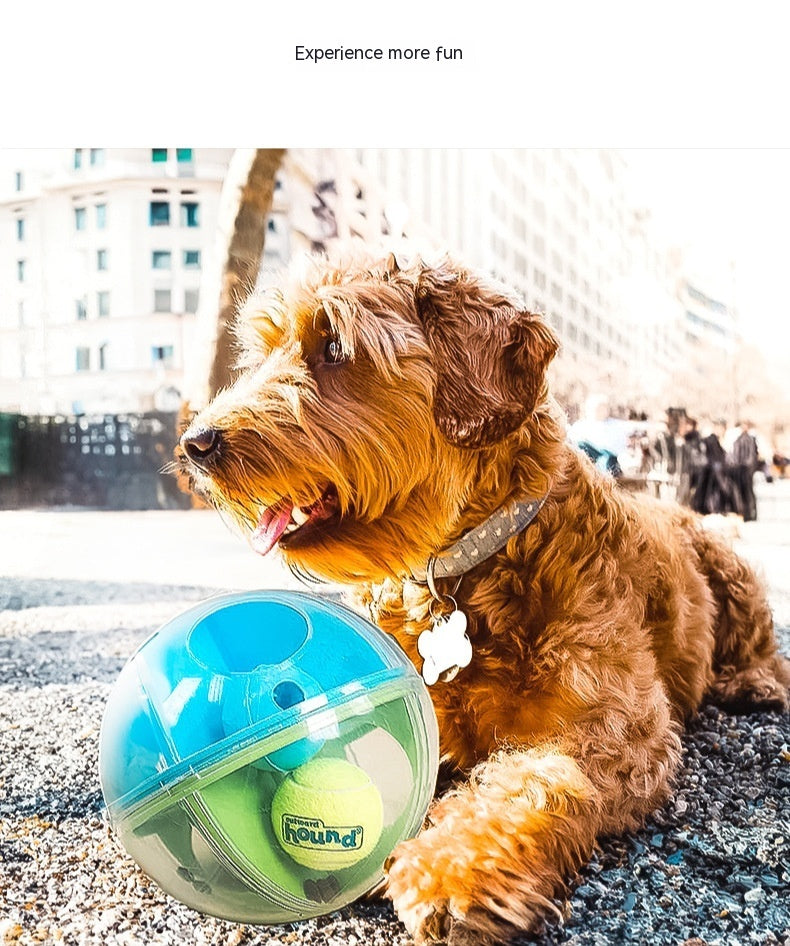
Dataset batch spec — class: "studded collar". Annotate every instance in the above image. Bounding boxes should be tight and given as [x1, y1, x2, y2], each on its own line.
[410, 494, 548, 589]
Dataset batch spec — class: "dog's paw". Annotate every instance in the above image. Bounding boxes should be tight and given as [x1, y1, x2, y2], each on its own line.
[386, 840, 499, 946]
[386, 893, 483, 946]
[386, 840, 449, 943]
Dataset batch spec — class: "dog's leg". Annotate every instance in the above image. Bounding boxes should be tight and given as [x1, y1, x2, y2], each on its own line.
[691, 528, 790, 711]
[386, 681, 681, 945]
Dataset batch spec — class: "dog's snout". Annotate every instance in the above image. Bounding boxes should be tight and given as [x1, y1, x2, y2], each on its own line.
[181, 426, 222, 465]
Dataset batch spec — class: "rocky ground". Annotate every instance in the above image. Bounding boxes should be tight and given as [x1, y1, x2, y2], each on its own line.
[1, 484, 788, 946]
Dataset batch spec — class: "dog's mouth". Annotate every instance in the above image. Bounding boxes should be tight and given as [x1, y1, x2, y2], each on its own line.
[250, 484, 340, 556]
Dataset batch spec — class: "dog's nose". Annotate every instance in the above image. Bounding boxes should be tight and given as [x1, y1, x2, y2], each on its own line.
[181, 426, 222, 465]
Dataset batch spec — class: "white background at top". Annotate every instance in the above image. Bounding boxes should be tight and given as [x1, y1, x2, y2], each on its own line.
[5, 0, 790, 147]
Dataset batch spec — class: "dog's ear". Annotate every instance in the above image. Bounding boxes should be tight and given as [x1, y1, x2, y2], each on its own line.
[415, 263, 559, 448]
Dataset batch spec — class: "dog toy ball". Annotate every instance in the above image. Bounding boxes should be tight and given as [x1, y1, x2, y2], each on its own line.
[271, 757, 384, 870]
[99, 590, 439, 926]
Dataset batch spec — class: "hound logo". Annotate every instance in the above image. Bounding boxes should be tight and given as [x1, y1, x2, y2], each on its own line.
[280, 814, 364, 853]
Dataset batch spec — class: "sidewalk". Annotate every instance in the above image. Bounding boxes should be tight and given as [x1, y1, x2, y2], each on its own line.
[0, 490, 788, 946]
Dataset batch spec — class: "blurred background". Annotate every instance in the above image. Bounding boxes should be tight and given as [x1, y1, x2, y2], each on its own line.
[1, 147, 788, 510]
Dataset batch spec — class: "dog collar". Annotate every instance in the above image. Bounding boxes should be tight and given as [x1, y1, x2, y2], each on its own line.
[410, 493, 547, 685]
[411, 493, 548, 588]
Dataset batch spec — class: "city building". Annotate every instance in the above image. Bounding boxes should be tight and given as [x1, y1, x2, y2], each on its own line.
[259, 149, 691, 413]
[0, 148, 232, 414]
[2, 148, 728, 421]
[679, 277, 737, 352]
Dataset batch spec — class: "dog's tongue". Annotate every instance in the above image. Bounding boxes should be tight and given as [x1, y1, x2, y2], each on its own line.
[250, 499, 293, 557]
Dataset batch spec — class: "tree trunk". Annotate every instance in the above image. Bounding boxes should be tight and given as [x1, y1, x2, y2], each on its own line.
[180, 148, 286, 428]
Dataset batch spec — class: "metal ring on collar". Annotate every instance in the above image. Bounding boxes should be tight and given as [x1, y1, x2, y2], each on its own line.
[426, 556, 463, 602]
[429, 595, 457, 621]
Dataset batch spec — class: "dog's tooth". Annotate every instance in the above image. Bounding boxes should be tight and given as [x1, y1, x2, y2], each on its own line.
[291, 507, 310, 525]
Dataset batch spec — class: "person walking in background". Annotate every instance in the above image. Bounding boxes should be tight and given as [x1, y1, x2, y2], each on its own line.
[677, 416, 705, 509]
[731, 421, 760, 521]
[697, 420, 740, 515]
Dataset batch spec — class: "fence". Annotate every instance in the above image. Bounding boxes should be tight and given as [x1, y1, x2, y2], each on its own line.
[0, 412, 191, 510]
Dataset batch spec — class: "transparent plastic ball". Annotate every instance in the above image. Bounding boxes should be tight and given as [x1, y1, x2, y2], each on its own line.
[99, 590, 439, 924]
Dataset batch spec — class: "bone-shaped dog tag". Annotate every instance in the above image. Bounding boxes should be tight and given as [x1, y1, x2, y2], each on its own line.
[417, 609, 473, 686]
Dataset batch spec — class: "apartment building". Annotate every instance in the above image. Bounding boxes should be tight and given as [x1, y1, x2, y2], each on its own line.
[679, 278, 737, 352]
[0, 148, 232, 414]
[2, 148, 728, 418]
[263, 149, 687, 407]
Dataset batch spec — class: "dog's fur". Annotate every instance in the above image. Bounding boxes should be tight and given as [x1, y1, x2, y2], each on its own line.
[177, 249, 790, 945]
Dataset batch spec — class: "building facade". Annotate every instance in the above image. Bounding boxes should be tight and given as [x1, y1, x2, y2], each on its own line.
[1, 148, 733, 420]
[0, 148, 232, 414]
[261, 149, 693, 414]
[679, 278, 737, 352]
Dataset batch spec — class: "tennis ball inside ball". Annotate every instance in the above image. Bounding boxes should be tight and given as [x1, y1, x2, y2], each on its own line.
[271, 758, 384, 871]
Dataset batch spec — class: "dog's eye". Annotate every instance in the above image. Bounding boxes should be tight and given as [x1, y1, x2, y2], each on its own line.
[324, 336, 344, 364]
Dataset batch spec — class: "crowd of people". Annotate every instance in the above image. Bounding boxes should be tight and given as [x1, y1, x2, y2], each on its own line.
[568, 396, 784, 523]
[654, 415, 763, 520]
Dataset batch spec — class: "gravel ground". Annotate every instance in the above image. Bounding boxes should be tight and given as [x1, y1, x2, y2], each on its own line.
[1, 484, 788, 946]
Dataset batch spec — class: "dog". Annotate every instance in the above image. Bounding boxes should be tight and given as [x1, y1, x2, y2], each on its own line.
[177, 248, 790, 945]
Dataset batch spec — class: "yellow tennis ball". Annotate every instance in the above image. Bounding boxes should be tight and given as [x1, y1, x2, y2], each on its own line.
[271, 758, 384, 871]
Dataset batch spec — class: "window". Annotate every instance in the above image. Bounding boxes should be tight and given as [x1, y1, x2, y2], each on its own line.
[16, 218, 24, 241]
[74, 207, 87, 230]
[89, 149, 105, 166]
[18, 301, 25, 327]
[184, 289, 199, 313]
[99, 343, 109, 371]
[17, 260, 25, 282]
[74, 149, 83, 169]
[152, 148, 168, 163]
[154, 289, 172, 312]
[76, 347, 91, 371]
[97, 291, 110, 317]
[149, 201, 170, 226]
[180, 202, 199, 227]
[267, 218, 277, 233]
[95, 203, 107, 228]
[14, 171, 23, 191]
[152, 250, 172, 269]
[76, 298, 87, 320]
[176, 148, 193, 162]
[152, 345, 175, 366]
[97, 249, 108, 271]
[183, 249, 200, 268]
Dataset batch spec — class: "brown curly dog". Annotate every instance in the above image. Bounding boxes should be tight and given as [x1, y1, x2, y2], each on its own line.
[177, 249, 790, 945]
